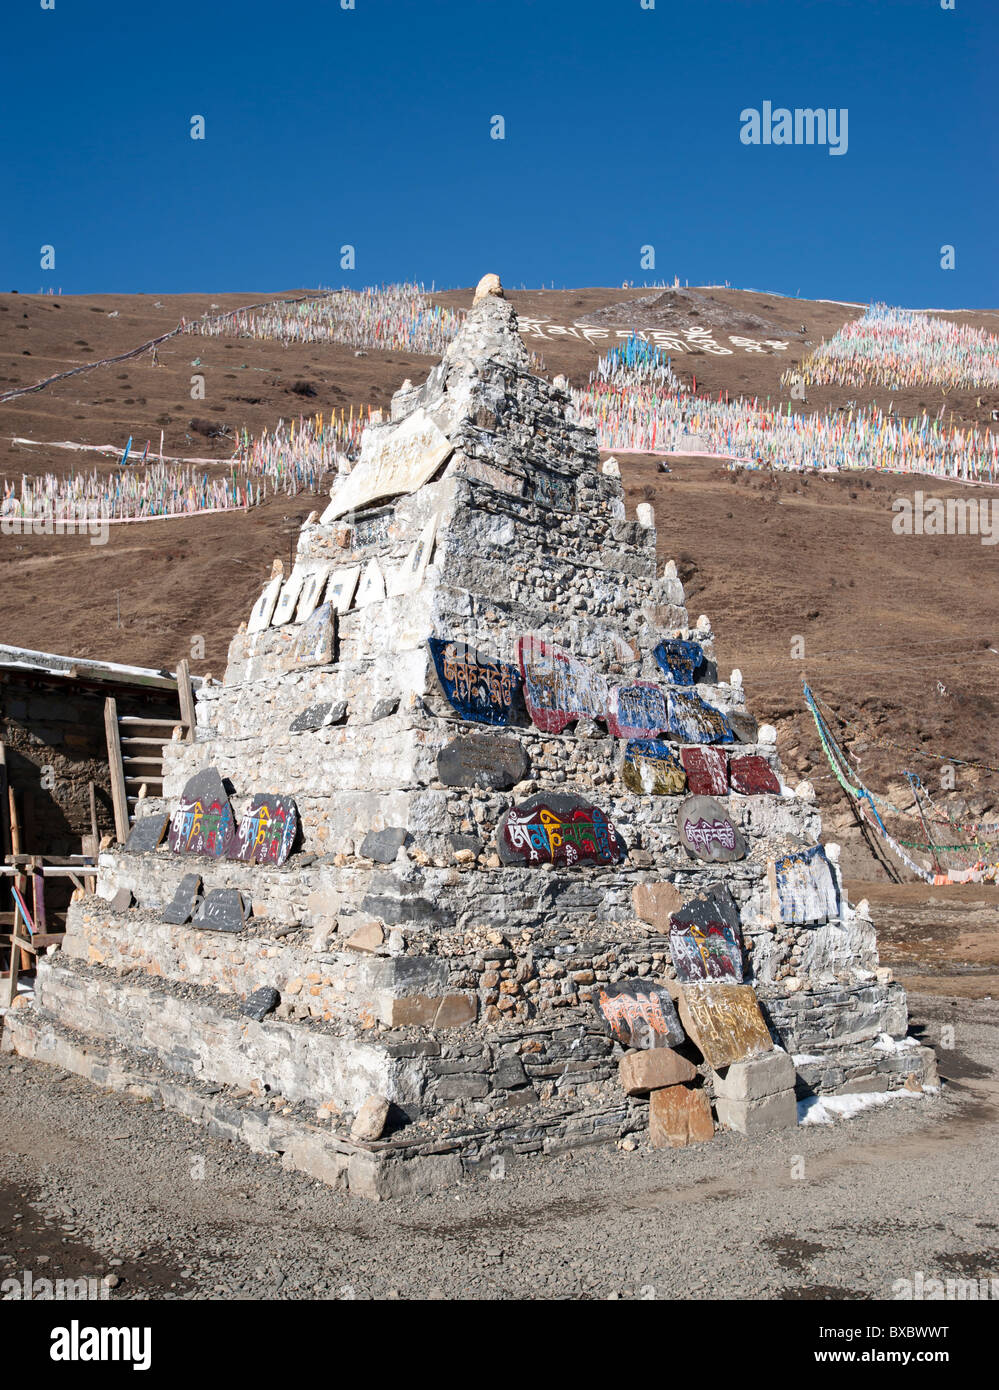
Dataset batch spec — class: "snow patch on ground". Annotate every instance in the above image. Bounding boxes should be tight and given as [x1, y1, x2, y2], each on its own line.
[798, 1087, 931, 1126]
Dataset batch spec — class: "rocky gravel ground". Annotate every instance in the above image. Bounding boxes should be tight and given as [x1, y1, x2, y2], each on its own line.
[1, 991, 996, 1302]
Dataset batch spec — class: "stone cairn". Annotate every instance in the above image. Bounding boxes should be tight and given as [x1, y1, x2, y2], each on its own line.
[3, 275, 936, 1198]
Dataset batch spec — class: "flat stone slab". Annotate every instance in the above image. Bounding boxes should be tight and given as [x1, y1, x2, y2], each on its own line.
[497, 792, 622, 867]
[649, 1084, 714, 1148]
[161, 872, 203, 926]
[680, 746, 728, 796]
[653, 639, 705, 685]
[619, 1047, 697, 1095]
[229, 795, 298, 865]
[679, 982, 774, 1069]
[289, 701, 346, 733]
[123, 813, 169, 854]
[632, 880, 685, 930]
[666, 689, 734, 744]
[622, 738, 686, 795]
[669, 886, 744, 983]
[769, 844, 839, 924]
[593, 980, 684, 1050]
[428, 636, 521, 725]
[291, 603, 335, 668]
[360, 826, 407, 863]
[517, 637, 607, 734]
[729, 754, 780, 796]
[168, 767, 236, 858]
[192, 888, 251, 933]
[606, 682, 669, 740]
[677, 795, 746, 862]
[437, 734, 529, 791]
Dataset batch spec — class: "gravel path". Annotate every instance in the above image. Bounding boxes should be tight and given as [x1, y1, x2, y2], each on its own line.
[1, 992, 996, 1302]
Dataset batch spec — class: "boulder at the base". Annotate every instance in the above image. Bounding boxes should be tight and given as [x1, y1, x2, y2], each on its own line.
[649, 1085, 715, 1148]
[351, 1095, 391, 1142]
[619, 1048, 697, 1095]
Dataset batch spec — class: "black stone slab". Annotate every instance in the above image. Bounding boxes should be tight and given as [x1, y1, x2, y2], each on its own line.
[669, 885, 744, 984]
[241, 986, 280, 1021]
[497, 792, 622, 867]
[677, 795, 747, 862]
[437, 734, 529, 791]
[168, 767, 236, 858]
[123, 813, 169, 854]
[229, 795, 299, 866]
[360, 826, 408, 863]
[161, 873, 203, 926]
[593, 980, 684, 1049]
[192, 888, 251, 933]
[289, 701, 346, 733]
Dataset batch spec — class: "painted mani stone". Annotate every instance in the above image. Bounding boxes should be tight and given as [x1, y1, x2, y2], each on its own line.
[653, 639, 705, 686]
[679, 982, 773, 1068]
[291, 603, 335, 668]
[124, 812, 169, 853]
[516, 637, 607, 734]
[729, 754, 781, 796]
[769, 844, 838, 925]
[229, 795, 299, 866]
[437, 735, 529, 791]
[679, 746, 728, 796]
[669, 886, 744, 984]
[606, 681, 669, 740]
[622, 739, 687, 795]
[428, 637, 521, 726]
[594, 980, 684, 1050]
[168, 768, 236, 858]
[666, 689, 734, 744]
[497, 792, 621, 867]
[677, 795, 747, 862]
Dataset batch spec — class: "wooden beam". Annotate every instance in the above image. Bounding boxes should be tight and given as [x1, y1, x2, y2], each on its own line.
[104, 697, 129, 842]
[177, 658, 197, 743]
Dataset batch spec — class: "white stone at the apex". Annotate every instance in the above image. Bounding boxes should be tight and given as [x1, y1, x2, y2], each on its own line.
[636, 502, 655, 529]
[473, 273, 504, 303]
[758, 723, 777, 745]
[602, 456, 621, 477]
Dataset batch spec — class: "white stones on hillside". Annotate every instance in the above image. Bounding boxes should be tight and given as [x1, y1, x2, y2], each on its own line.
[758, 723, 777, 745]
[636, 502, 655, 529]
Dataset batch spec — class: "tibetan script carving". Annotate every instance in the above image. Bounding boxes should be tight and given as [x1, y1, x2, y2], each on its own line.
[680, 746, 728, 796]
[497, 792, 621, 867]
[769, 845, 838, 925]
[653, 639, 705, 685]
[229, 794, 299, 866]
[670, 886, 744, 984]
[677, 795, 746, 862]
[666, 688, 734, 744]
[168, 768, 236, 858]
[428, 637, 521, 725]
[517, 637, 607, 734]
[321, 409, 453, 522]
[594, 980, 684, 1050]
[729, 754, 781, 796]
[622, 739, 687, 795]
[607, 681, 669, 740]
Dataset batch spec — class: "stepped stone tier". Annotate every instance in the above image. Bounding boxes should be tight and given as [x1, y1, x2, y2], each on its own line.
[4, 276, 936, 1198]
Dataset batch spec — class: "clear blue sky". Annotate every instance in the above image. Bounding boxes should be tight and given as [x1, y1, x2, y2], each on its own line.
[3, 0, 994, 306]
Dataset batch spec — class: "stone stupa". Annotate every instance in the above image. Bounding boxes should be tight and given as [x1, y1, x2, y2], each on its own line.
[4, 275, 936, 1198]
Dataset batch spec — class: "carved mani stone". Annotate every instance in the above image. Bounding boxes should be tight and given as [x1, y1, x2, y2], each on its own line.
[124, 813, 169, 854]
[678, 982, 774, 1069]
[729, 754, 781, 796]
[679, 746, 728, 796]
[653, 639, 705, 686]
[192, 888, 251, 934]
[229, 795, 298, 866]
[497, 792, 621, 867]
[517, 636, 607, 734]
[769, 844, 838, 925]
[161, 872, 203, 926]
[594, 980, 685, 1050]
[666, 689, 734, 744]
[677, 795, 746, 863]
[428, 637, 521, 726]
[606, 682, 669, 740]
[437, 735, 529, 791]
[622, 739, 687, 795]
[669, 886, 744, 984]
[168, 768, 236, 858]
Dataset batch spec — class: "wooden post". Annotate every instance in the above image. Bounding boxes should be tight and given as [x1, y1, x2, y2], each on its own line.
[177, 658, 196, 743]
[104, 697, 129, 842]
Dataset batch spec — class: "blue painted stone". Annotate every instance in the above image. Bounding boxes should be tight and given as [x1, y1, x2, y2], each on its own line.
[428, 637, 521, 726]
[653, 639, 705, 686]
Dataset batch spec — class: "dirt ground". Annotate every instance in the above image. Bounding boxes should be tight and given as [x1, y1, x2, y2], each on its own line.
[0, 987, 995, 1302]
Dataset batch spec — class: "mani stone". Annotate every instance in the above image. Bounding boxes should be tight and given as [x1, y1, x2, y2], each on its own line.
[123, 813, 169, 854]
[679, 746, 728, 797]
[594, 980, 684, 1050]
[678, 983, 774, 1069]
[291, 602, 336, 668]
[729, 753, 780, 796]
[436, 734, 529, 791]
[241, 986, 280, 1022]
[109, 887, 133, 912]
[669, 886, 744, 984]
[497, 792, 621, 867]
[161, 873, 203, 925]
[622, 739, 686, 795]
[351, 1094, 391, 1141]
[649, 1085, 715, 1149]
[632, 880, 685, 930]
[677, 795, 746, 863]
[619, 1048, 697, 1095]
[193, 888, 251, 934]
[360, 826, 407, 863]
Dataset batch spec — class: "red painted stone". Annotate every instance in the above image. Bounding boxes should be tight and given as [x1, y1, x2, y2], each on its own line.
[729, 754, 780, 796]
[679, 746, 728, 796]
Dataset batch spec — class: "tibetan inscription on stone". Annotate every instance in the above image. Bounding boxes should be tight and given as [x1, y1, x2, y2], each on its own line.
[670, 887, 744, 984]
[606, 681, 669, 740]
[428, 637, 520, 726]
[229, 794, 299, 866]
[653, 639, 705, 686]
[517, 637, 607, 734]
[677, 795, 746, 863]
[168, 768, 236, 858]
[594, 980, 684, 1050]
[666, 689, 734, 744]
[729, 754, 781, 796]
[679, 746, 728, 796]
[621, 739, 687, 795]
[497, 792, 621, 867]
[769, 844, 838, 925]
[321, 409, 453, 522]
